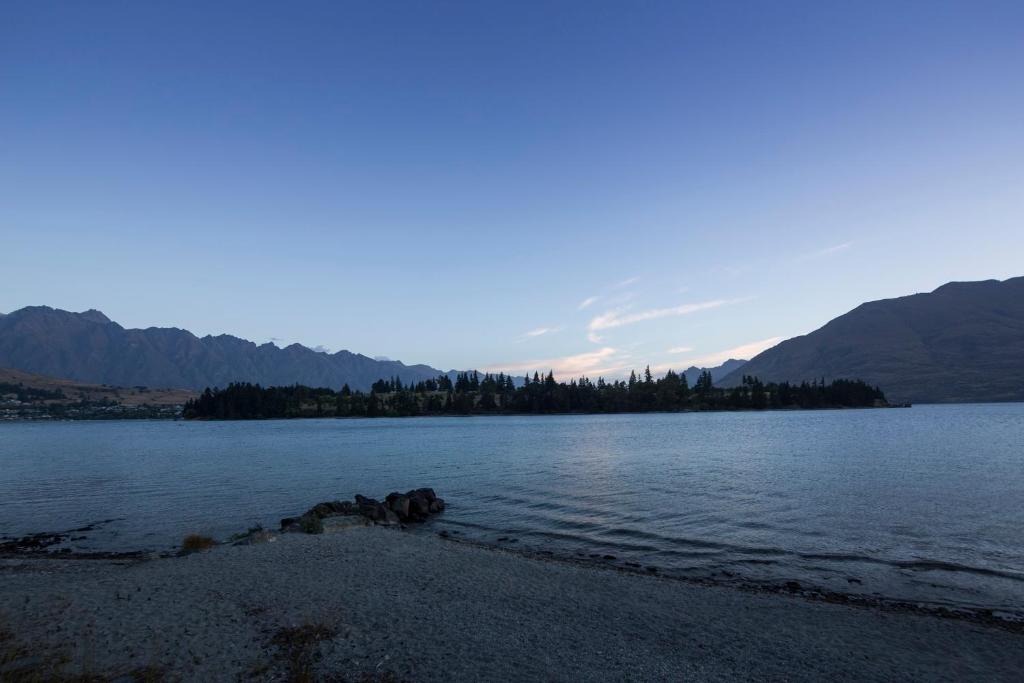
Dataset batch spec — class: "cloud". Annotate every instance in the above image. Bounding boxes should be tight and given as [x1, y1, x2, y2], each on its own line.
[674, 336, 784, 368]
[611, 276, 640, 289]
[589, 299, 734, 332]
[483, 347, 630, 379]
[525, 327, 555, 337]
[577, 296, 600, 311]
[313, 345, 332, 354]
[799, 242, 852, 261]
[516, 326, 563, 342]
[667, 346, 694, 354]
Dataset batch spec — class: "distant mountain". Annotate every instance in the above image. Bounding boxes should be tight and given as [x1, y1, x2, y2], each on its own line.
[719, 277, 1024, 403]
[681, 359, 747, 386]
[0, 306, 453, 392]
[0, 366, 194, 407]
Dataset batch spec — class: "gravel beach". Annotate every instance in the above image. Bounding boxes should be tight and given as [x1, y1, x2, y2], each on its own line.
[2, 527, 1022, 682]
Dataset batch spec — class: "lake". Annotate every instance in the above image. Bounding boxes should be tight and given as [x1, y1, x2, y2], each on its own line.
[2, 404, 1022, 618]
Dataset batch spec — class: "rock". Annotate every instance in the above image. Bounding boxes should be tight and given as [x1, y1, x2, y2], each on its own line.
[408, 492, 430, 517]
[415, 487, 437, 503]
[388, 495, 410, 519]
[328, 500, 356, 515]
[361, 502, 390, 522]
[279, 486, 445, 534]
[311, 503, 334, 519]
[356, 496, 385, 521]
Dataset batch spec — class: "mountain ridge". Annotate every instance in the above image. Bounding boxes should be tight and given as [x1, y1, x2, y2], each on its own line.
[719, 276, 1024, 403]
[0, 306, 453, 392]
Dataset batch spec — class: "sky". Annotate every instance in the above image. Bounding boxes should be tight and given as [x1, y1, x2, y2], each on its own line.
[2, 1, 1023, 378]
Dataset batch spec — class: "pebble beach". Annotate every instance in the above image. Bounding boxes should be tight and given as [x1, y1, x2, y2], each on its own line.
[2, 526, 1022, 682]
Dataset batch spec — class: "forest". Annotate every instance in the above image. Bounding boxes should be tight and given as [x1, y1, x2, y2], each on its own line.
[182, 369, 888, 420]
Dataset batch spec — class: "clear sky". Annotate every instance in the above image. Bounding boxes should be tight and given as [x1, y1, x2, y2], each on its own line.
[2, 1, 1022, 377]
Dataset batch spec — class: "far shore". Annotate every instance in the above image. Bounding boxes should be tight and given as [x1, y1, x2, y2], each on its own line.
[2, 527, 1021, 681]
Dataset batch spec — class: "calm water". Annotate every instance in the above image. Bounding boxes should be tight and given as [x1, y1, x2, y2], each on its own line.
[2, 405, 1023, 617]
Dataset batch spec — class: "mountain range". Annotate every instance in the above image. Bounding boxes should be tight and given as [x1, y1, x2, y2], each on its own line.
[3, 276, 1021, 402]
[719, 276, 1024, 403]
[0, 306, 453, 392]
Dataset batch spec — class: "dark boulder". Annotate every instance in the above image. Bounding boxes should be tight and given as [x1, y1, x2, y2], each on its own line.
[311, 503, 335, 519]
[280, 487, 446, 532]
[388, 495, 410, 519]
[327, 500, 356, 515]
[408, 491, 431, 517]
[357, 502, 389, 522]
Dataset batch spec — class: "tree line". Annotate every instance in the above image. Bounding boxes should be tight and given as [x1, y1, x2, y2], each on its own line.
[182, 369, 887, 420]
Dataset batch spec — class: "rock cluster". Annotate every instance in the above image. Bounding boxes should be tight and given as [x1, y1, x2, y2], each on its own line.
[280, 488, 445, 534]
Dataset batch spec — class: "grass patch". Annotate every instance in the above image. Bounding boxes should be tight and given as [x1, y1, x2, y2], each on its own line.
[180, 534, 216, 553]
[270, 623, 335, 682]
[1, 618, 165, 682]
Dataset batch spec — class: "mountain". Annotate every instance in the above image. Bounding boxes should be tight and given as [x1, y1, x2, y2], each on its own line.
[0, 366, 195, 407]
[718, 277, 1024, 403]
[0, 306, 453, 392]
[681, 359, 747, 386]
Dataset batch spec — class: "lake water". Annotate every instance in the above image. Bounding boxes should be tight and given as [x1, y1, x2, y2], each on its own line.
[2, 405, 1023, 618]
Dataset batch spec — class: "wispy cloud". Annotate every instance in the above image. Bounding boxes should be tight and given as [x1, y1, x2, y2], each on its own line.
[312, 345, 332, 354]
[589, 299, 735, 332]
[577, 296, 600, 311]
[612, 276, 640, 289]
[667, 346, 694, 354]
[515, 326, 563, 342]
[799, 241, 852, 261]
[483, 347, 630, 379]
[675, 336, 784, 368]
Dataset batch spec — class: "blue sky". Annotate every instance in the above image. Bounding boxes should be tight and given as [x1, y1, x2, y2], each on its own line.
[2, 1, 1022, 377]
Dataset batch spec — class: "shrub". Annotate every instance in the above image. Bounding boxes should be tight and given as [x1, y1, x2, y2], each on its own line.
[181, 534, 216, 553]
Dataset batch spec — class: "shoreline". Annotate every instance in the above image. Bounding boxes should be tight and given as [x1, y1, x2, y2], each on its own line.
[2, 527, 1022, 681]
[4, 519, 1022, 635]
[4, 525, 1022, 635]
[1, 402, 906, 423]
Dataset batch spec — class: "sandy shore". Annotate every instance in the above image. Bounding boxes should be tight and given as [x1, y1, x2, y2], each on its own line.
[2, 527, 1022, 682]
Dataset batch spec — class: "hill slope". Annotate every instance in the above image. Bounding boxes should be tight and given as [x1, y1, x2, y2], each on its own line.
[682, 359, 747, 386]
[719, 277, 1024, 403]
[0, 307, 450, 392]
[0, 366, 194, 407]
